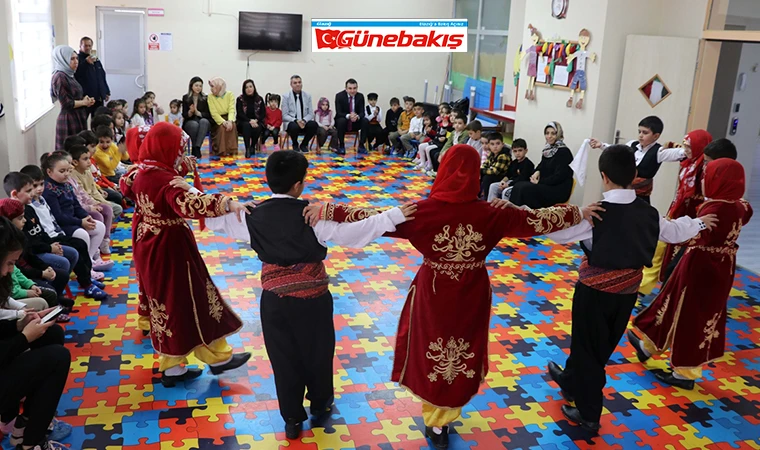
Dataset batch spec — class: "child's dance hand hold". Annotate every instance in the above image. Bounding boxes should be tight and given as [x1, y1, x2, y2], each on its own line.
[302, 203, 323, 227]
[581, 202, 606, 225]
[400, 203, 417, 221]
[700, 213, 719, 231]
[169, 176, 192, 192]
[228, 201, 249, 223]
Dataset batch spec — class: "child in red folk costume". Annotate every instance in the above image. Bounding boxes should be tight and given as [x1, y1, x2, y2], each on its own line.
[120, 122, 249, 387]
[305, 144, 598, 450]
[122, 125, 201, 336]
[629, 159, 751, 390]
[640, 129, 713, 294]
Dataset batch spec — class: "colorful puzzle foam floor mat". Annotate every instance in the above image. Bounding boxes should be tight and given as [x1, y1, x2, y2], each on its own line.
[7, 144, 760, 450]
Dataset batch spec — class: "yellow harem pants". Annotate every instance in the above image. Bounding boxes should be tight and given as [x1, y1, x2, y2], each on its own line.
[158, 338, 233, 372]
[639, 241, 667, 295]
[138, 316, 150, 331]
[641, 339, 703, 380]
[422, 403, 462, 428]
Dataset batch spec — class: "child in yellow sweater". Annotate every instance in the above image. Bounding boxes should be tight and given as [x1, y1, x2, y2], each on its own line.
[92, 126, 129, 184]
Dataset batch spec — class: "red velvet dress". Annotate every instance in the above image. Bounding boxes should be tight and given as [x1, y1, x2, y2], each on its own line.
[322, 191, 582, 408]
[634, 159, 752, 372]
[122, 123, 241, 357]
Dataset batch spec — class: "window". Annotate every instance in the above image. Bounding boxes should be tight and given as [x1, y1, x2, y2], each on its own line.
[9, 0, 55, 129]
[451, 0, 510, 93]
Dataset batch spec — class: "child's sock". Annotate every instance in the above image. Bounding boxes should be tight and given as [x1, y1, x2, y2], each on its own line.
[164, 365, 187, 376]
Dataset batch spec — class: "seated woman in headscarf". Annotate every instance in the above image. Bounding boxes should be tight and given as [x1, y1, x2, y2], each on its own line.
[207, 77, 238, 157]
[510, 122, 574, 209]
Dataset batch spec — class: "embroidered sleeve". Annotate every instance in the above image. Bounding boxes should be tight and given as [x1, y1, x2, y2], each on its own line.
[119, 167, 139, 201]
[168, 189, 230, 219]
[177, 156, 197, 177]
[319, 203, 383, 223]
[500, 204, 582, 238]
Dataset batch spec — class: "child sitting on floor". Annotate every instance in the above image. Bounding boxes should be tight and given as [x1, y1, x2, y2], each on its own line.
[67, 146, 116, 254]
[75, 131, 124, 207]
[167, 99, 183, 128]
[92, 126, 128, 184]
[467, 120, 484, 164]
[131, 98, 148, 127]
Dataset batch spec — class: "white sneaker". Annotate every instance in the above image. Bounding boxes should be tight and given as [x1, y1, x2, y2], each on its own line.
[99, 238, 111, 255]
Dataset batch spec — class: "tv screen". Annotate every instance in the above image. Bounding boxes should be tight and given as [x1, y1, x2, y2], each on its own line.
[238, 12, 302, 52]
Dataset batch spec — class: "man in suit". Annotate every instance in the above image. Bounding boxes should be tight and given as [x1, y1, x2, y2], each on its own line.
[335, 78, 369, 155]
[75, 36, 110, 119]
[281, 75, 318, 152]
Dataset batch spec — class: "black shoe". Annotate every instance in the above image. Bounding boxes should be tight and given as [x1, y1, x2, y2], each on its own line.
[654, 370, 695, 390]
[142, 329, 149, 336]
[244, 147, 251, 158]
[310, 395, 334, 425]
[336, 148, 346, 155]
[161, 368, 202, 387]
[358, 146, 368, 154]
[209, 352, 252, 375]
[561, 405, 601, 433]
[58, 297, 75, 308]
[626, 330, 650, 363]
[285, 421, 302, 440]
[547, 361, 574, 403]
[299, 144, 309, 153]
[425, 426, 449, 449]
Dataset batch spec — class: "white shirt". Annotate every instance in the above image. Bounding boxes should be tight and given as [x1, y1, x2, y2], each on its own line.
[0, 297, 26, 321]
[366, 105, 383, 124]
[603, 140, 685, 165]
[547, 189, 705, 250]
[409, 116, 424, 135]
[131, 114, 147, 128]
[31, 198, 63, 238]
[204, 194, 407, 249]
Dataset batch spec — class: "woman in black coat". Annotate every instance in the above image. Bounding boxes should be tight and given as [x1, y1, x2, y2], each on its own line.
[510, 122, 574, 209]
[182, 76, 212, 158]
[236, 79, 266, 157]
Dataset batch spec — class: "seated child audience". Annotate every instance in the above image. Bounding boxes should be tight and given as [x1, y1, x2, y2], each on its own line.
[40, 152, 111, 273]
[480, 132, 512, 198]
[92, 126, 128, 183]
[390, 96, 414, 155]
[365, 93, 384, 150]
[67, 146, 116, 254]
[0, 216, 73, 449]
[413, 114, 438, 171]
[167, 99, 183, 128]
[487, 138, 535, 201]
[467, 120, 484, 163]
[430, 113, 469, 174]
[131, 98, 148, 127]
[399, 102, 425, 158]
[315, 97, 339, 151]
[17, 165, 108, 299]
[262, 93, 282, 150]
[112, 110, 127, 145]
[384, 97, 402, 153]
[75, 131, 124, 206]
[437, 103, 451, 129]
[144, 91, 165, 117]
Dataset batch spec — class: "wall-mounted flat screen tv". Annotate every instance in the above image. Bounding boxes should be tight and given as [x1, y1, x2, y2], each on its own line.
[238, 12, 302, 52]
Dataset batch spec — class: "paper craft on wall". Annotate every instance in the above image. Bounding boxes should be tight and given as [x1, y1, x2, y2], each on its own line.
[513, 44, 523, 87]
[566, 28, 596, 109]
[639, 74, 671, 108]
[521, 24, 542, 101]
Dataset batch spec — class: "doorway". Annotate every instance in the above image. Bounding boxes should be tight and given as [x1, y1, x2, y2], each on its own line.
[706, 42, 760, 273]
[96, 7, 146, 104]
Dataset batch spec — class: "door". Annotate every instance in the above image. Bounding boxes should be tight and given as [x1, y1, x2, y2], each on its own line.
[96, 7, 146, 104]
[613, 35, 700, 215]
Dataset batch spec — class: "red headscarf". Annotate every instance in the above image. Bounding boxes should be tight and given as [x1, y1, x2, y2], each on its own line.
[429, 144, 481, 203]
[139, 122, 189, 171]
[125, 125, 151, 163]
[0, 199, 25, 220]
[704, 159, 745, 201]
[669, 129, 712, 217]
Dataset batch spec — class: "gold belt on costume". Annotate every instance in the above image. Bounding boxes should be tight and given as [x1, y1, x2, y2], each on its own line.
[423, 258, 486, 278]
[688, 245, 737, 256]
[142, 215, 187, 228]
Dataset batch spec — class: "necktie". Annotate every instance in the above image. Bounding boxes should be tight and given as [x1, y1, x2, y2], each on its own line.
[348, 96, 354, 131]
[296, 93, 303, 121]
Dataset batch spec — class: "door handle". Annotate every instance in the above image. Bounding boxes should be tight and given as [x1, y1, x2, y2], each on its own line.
[614, 129, 622, 144]
[134, 74, 145, 89]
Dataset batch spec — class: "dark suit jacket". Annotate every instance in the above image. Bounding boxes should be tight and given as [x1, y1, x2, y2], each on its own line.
[75, 53, 110, 100]
[334, 91, 366, 121]
[182, 93, 212, 122]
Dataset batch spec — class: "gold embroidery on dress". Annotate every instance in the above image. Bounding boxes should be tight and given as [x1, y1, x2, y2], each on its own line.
[175, 192, 229, 217]
[136, 192, 189, 241]
[424, 259, 486, 281]
[527, 206, 577, 234]
[207, 280, 223, 322]
[433, 224, 485, 262]
[148, 297, 172, 344]
[726, 222, 741, 244]
[699, 312, 721, 350]
[320, 203, 336, 221]
[655, 294, 670, 326]
[426, 337, 476, 384]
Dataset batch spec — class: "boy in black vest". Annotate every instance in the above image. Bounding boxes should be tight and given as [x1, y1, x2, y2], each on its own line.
[203, 151, 414, 440]
[540, 145, 717, 432]
[589, 116, 683, 203]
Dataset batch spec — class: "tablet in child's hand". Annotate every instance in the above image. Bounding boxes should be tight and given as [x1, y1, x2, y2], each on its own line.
[41, 306, 64, 324]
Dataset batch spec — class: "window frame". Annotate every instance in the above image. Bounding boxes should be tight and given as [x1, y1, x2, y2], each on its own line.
[451, 0, 510, 82]
[8, 0, 56, 131]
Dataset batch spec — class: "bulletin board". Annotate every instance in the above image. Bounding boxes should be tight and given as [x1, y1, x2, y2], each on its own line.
[533, 40, 580, 91]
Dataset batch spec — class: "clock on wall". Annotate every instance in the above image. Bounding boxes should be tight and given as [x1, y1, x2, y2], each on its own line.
[552, 0, 568, 19]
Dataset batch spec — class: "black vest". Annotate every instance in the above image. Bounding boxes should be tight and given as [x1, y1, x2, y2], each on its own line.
[581, 199, 660, 269]
[635, 142, 663, 179]
[246, 198, 328, 266]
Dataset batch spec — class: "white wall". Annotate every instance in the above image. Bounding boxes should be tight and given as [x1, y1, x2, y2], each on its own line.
[0, 0, 67, 185]
[66, 0, 452, 111]
[726, 43, 760, 191]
